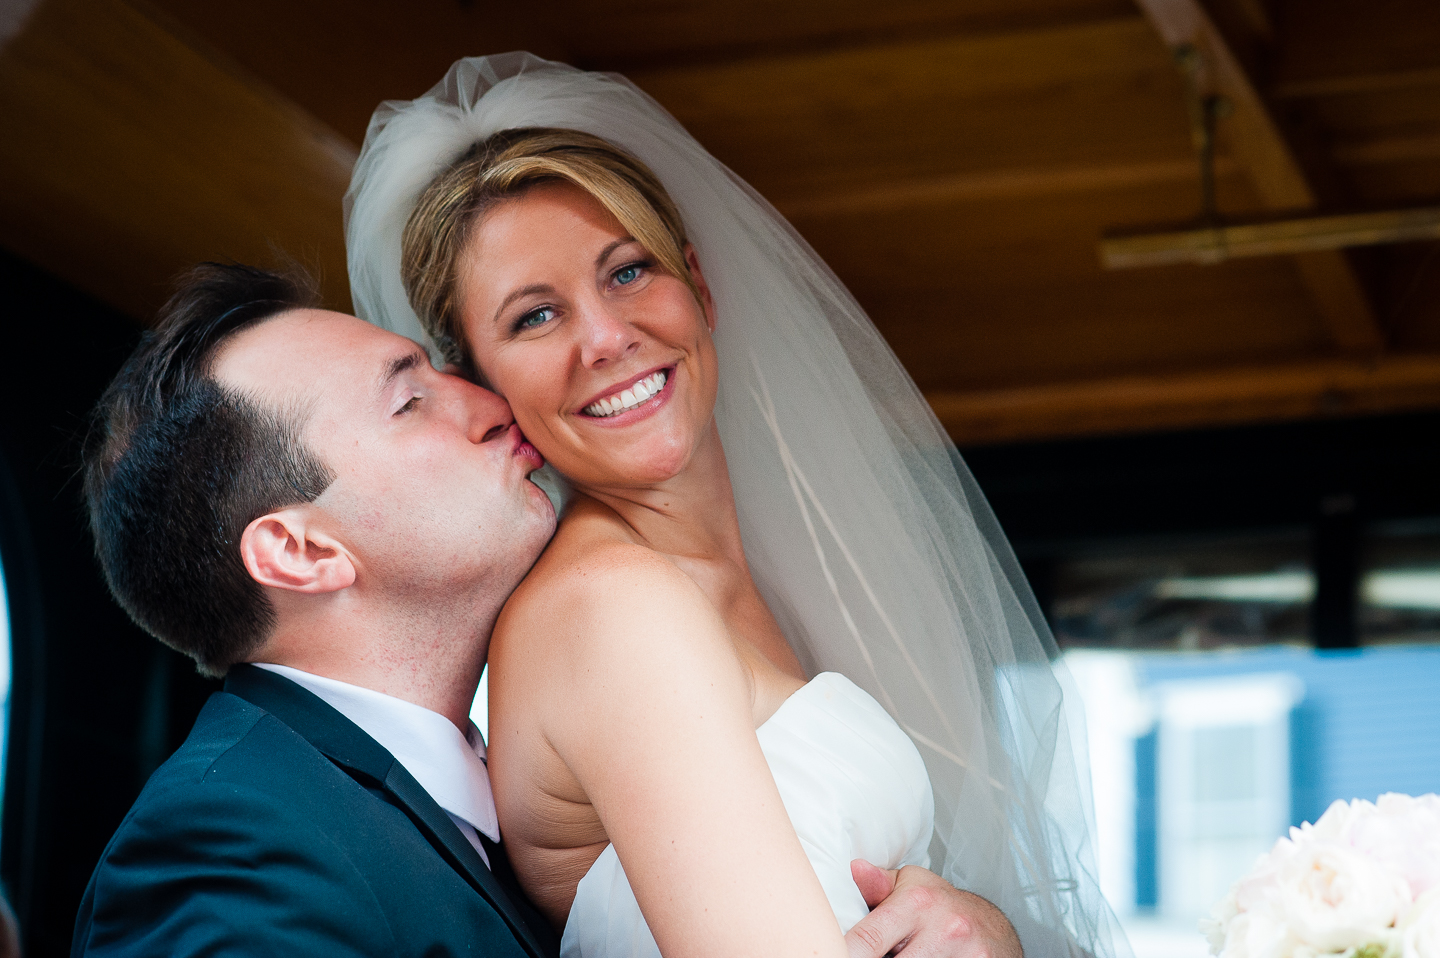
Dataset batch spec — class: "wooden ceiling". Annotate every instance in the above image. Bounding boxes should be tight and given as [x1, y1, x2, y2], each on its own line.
[2, 0, 1438, 444]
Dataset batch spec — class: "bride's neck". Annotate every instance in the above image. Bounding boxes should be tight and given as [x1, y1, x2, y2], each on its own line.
[573, 421, 744, 563]
[570, 420, 809, 686]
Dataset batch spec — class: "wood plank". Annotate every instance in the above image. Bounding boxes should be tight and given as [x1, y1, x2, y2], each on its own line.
[545, 0, 1136, 70]
[628, 17, 1198, 201]
[0, 0, 357, 321]
[1101, 206, 1440, 267]
[858, 263, 1327, 393]
[1131, 0, 1385, 354]
[145, 0, 564, 146]
[792, 181, 1327, 394]
[1332, 133, 1440, 169]
[927, 354, 1440, 444]
[1270, 0, 1440, 100]
[1274, 65, 1440, 100]
[1382, 244, 1440, 353]
[776, 156, 1239, 218]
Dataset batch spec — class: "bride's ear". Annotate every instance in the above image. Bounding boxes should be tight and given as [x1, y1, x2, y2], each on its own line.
[240, 507, 356, 595]
[684, 244, 717, 333]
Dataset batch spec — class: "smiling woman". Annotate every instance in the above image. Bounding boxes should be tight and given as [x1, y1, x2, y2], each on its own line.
[345, 53, 1123, 958]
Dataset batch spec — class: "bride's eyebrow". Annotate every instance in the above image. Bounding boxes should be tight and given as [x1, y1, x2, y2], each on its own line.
[493, 283, 553, 324]
[595, 237, 638, 268]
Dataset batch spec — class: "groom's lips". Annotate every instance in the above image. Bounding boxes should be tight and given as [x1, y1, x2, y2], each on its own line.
[510, 425, 544, 468]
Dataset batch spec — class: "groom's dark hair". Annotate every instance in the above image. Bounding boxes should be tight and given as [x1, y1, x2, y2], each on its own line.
[82, 263, 333, 677]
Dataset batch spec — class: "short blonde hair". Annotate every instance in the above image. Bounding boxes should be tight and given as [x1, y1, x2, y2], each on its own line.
[401, 128, 695, 367]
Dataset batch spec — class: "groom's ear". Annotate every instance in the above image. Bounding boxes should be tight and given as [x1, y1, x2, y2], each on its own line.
[684, 243, 717, 333]
[240, 506, 356, 595]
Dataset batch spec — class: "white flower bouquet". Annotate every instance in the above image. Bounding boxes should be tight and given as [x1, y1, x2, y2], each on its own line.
[1202, 793, 1440, 958]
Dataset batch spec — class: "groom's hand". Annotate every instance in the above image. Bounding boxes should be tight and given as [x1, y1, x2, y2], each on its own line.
[844, 860, 1023, 958]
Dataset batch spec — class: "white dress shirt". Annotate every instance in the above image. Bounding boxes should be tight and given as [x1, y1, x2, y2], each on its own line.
[253, 663, 498, 866]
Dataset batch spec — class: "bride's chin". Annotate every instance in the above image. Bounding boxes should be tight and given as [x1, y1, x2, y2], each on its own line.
[569, 447, 690, 490]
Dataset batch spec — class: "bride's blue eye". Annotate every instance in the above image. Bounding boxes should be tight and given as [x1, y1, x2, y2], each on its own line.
[614, 263, 645, 286]
[516, 306, 555, 332]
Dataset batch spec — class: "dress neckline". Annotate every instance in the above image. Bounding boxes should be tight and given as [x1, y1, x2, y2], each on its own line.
[759, 671, 847, 732]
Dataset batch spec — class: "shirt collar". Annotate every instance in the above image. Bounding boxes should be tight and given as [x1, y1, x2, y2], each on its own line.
[252, 663, 498, 843]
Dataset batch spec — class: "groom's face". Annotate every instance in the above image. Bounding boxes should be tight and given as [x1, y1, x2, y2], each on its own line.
[215, 309, 556, 601]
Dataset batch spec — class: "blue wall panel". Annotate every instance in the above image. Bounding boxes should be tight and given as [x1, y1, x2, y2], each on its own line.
[1136, 645, 1440, 827]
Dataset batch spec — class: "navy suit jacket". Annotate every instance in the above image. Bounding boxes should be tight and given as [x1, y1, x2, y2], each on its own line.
[72, 665, 561, 957]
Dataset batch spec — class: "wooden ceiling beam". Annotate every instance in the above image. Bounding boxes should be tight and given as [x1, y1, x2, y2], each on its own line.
[627, 17, 1194, 201]
[1331, 133, 1440, 169]
[775, 156, 1238, 219]
[144, 0, 567, 147]
[1272, 65, 1440, 100]
[0, 0, 356, 321]
[1270, 0, 1440, 100]
[1131, 0, 1386, 356]
[770, 122, 1440, 219]
[928, 354, 1440, 445]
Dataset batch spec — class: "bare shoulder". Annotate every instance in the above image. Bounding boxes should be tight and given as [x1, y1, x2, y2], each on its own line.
[494, 504, 720, 672]
[505, 509, 696, 627]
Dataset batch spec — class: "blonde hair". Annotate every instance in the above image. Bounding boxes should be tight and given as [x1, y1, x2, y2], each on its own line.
[401, 127, 696, 366]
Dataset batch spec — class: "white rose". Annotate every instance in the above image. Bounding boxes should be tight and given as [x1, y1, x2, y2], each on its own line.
[1275, 842, 1411, 953]
[1295, 799, 1374, 846]
[1233, 838, 1296, 914]
[1199, 919, 1226, 957]
[1356, 795, 1440, 898]
[1204, 888, 1241, 955]
[1219, 908, 1293, 958]
[1401, 890, 1440, 958]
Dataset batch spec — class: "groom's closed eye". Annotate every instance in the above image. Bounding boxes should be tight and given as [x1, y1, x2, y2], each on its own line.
[376, 350, 428, 396]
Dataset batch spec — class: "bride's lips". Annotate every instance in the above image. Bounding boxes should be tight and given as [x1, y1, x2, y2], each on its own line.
[575, 365, 675, 424]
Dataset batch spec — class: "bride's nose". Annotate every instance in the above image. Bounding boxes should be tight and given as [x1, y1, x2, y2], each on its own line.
[577, 302, 640, 368]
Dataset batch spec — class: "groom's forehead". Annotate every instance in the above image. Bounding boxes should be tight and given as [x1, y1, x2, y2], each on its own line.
[214, 309, 400, 408]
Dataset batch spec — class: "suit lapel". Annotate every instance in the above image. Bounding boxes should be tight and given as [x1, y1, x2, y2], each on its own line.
[380, 763, 554, 958]
[224, 665, 553, 958]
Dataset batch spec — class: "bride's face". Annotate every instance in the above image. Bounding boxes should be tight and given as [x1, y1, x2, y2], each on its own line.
[457, 181, 719, 489]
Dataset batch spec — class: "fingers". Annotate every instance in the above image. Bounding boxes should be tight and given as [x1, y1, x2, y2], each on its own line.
[851, 859, 899, 908]
[844, 888, 915, 958]
[844, 864, 1024, 958]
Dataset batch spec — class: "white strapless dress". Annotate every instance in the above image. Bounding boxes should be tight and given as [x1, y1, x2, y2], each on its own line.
[559, 672, 936, 957]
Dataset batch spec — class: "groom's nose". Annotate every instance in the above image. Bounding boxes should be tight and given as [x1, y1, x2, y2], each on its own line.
[457, 379, 517, 444]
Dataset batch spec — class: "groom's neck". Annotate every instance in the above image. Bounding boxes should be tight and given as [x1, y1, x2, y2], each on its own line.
[249, 591, 497, 730]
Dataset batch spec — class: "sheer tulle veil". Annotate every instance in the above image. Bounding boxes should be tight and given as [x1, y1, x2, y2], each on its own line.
[345, 52, 1126, 958]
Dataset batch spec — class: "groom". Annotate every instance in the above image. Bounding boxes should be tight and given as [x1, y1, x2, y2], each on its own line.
[73, 263, 1021, 958]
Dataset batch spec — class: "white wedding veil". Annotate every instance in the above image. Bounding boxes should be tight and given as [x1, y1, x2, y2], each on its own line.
[345, 52, 1126, 958]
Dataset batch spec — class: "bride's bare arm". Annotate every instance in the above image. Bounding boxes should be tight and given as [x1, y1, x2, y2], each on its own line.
[516, 542, 847, 958]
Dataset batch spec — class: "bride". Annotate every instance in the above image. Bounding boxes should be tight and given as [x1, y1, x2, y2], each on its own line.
[346, 53, 1123, 958]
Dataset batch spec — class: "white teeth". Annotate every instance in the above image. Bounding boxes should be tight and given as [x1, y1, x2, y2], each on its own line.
[584, 370, 668, 417]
